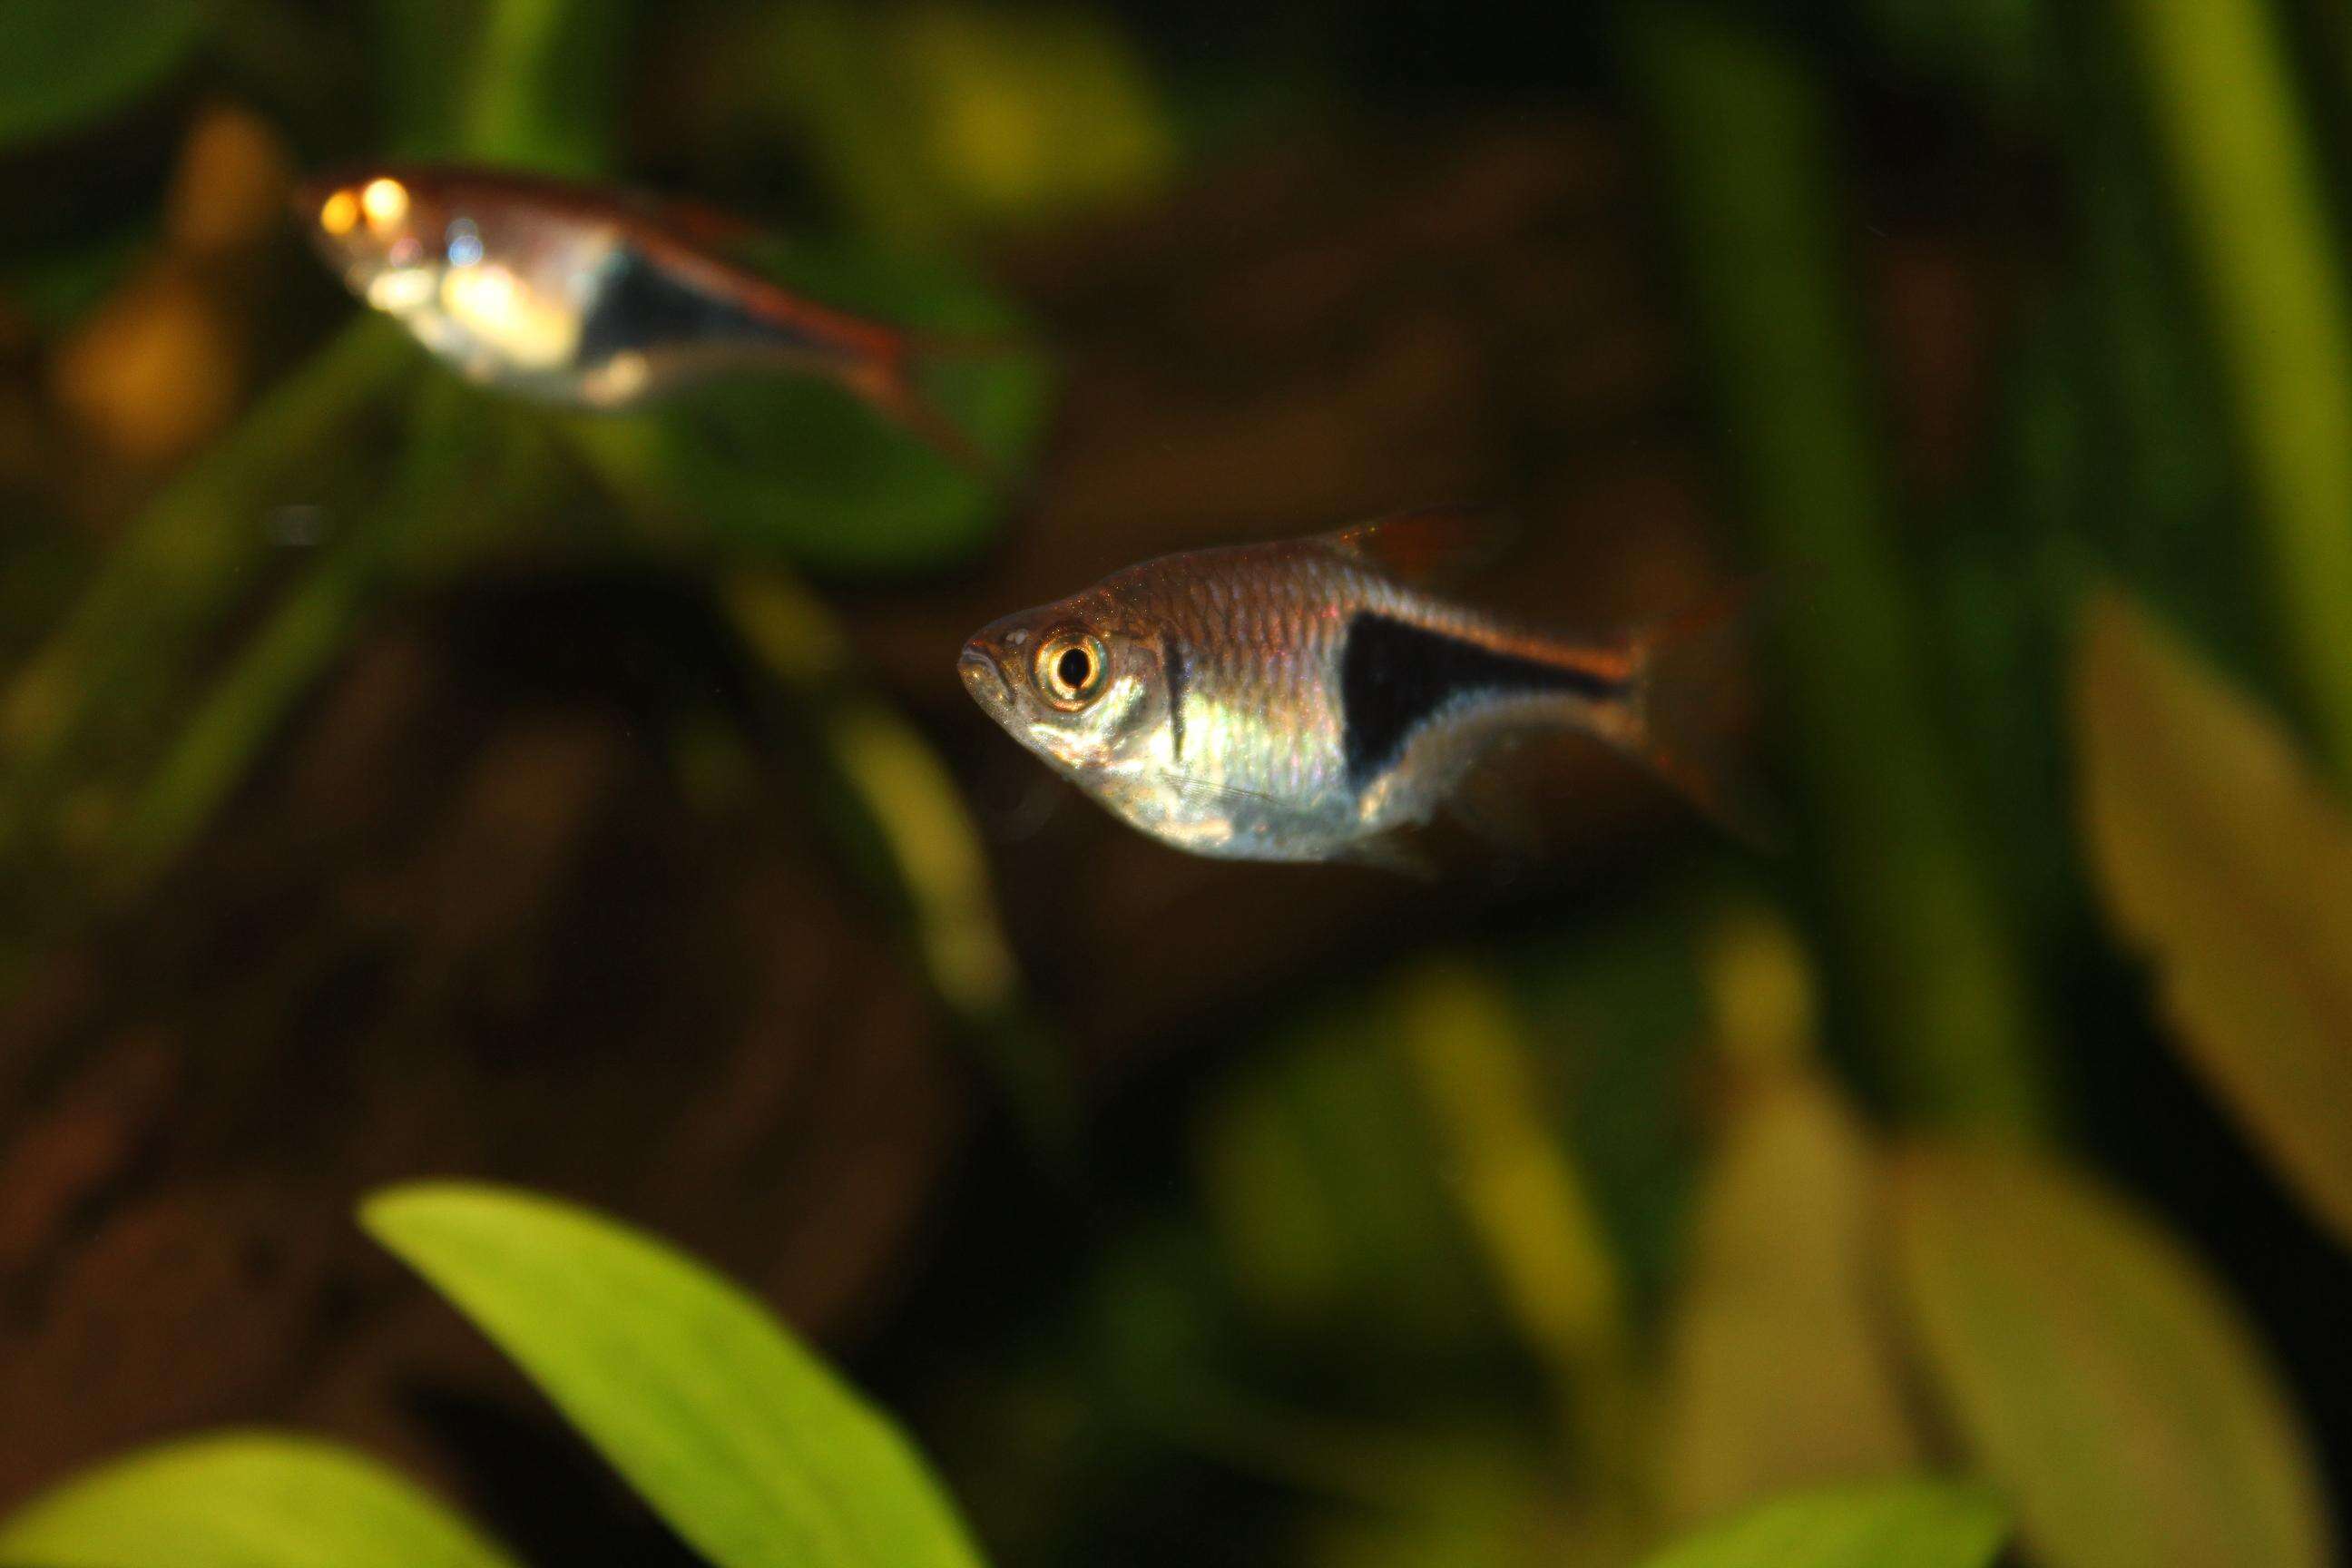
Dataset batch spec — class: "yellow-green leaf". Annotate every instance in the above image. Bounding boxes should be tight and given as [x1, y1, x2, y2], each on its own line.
[363, 1182, 984, 1568]
[0, 1432, 517, 1568]
[1638, 1479, 2006, 1568]
[1891, 1142, 2329, 1568]
[2074, 587, 2352, 1248]
[1657, 1077, 1922, 1524]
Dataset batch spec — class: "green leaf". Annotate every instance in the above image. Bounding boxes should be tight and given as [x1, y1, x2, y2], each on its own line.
[0, 2, 206, 149]
[0, 1431, 518, 1568]
[363, 1181, 985, 1568]
[1639, 1479, 2006, 1568]
[1657, 1078, 1922, 1524]
[1891, 1141, 2331, 1568]
[2074, 587, 2352, 1249]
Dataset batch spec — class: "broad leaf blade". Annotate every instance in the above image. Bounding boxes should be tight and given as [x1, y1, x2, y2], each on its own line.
[363, 1182, 984, 1568]
[0, 2, 205, 150]
[1657, 1078, 1922, 1523]
[2074, 587, 2352, 1246]
[0, 1431, 516, 1568]
[1639, 1479, 2005, 1568]
[1891, 1141, 2330, 1568]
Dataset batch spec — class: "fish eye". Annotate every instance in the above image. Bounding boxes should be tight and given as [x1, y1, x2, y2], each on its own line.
[318, 188, 359, 237]
[1035, 630, 1109, 710]
[360, 177, 409, 232]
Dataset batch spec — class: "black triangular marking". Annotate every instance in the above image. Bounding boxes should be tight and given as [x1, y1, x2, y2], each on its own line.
[1339, 612, 1623, 789]
[576, 247, 817, 368]
[1162, 632, 1190, 761]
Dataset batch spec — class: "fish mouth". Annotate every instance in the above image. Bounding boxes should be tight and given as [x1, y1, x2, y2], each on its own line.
[957, 644, 1014, 717]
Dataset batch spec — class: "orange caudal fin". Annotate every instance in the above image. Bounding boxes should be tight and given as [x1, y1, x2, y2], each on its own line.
[1629, 577, 1782, 848]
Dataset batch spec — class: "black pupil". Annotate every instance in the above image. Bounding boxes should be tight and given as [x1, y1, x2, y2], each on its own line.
[1056, 645, 1093, 691]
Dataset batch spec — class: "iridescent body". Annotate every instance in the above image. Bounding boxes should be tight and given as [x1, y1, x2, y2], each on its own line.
[296, 166, 991, 469]
[959, 511, 1735, 867]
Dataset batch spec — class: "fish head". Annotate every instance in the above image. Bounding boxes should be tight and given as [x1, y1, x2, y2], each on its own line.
[293, 168, 587, 381]
[960, 590, 1170, 781]
[296, 169, 463, 306]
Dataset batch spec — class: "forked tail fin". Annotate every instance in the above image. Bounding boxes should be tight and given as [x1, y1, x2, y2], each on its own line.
[845, 331, 1031, 494]
[1629, 578, 1781, 848]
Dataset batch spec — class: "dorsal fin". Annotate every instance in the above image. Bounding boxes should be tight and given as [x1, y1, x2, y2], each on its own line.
[1321, 506, 1514, 588]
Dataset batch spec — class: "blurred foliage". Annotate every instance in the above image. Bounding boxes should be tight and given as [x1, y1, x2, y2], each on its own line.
[375, 0, 632, 171]
[1636, 1479, 2007, 1568]
[1656, 1069, 1919, 1521]
[764, 3, 1179, 240]
[3, 0, 2352, 1566]
[0, 1, 207, 150]
[2112, 0, 2352, 779]
[1627, 4, 2046, 1131]
[1892, 1141, 2332, 1568]
[2074, 588, 2352, 1250]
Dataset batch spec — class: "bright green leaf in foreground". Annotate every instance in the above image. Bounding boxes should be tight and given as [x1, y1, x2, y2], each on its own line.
[2074, 587, 2352, 1249]
[1891, 1141, 2330, 1568]
[0, 0, 206, 150]
[363, 1182, 985, 1568]
[0, 1431, 518, 1568]
[1638, 1478, 2006, 1568]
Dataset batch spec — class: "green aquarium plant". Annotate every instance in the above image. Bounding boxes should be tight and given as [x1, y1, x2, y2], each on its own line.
[0, 1182, 2012, 1568]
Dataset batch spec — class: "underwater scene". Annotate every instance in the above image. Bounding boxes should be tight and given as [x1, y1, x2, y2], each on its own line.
[0, 3, 2348, 1566]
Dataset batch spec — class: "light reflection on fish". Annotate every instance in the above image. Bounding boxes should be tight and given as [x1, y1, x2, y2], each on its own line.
[958, 509, 1757, 868]
[294, 165, 1002, 475]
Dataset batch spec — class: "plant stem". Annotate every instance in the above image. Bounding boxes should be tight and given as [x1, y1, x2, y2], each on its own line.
[0, 320, 407, 874]
[1628, 5, 2048, 1132]
[97, 382, 519, 903]
[2112, 0, 2352, 779]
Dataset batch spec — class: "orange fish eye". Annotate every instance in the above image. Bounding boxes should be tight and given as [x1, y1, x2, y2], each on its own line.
[359, 176, 409, 231]
[1035, 630, 1108, 709]
[318, 188, 360, 237]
